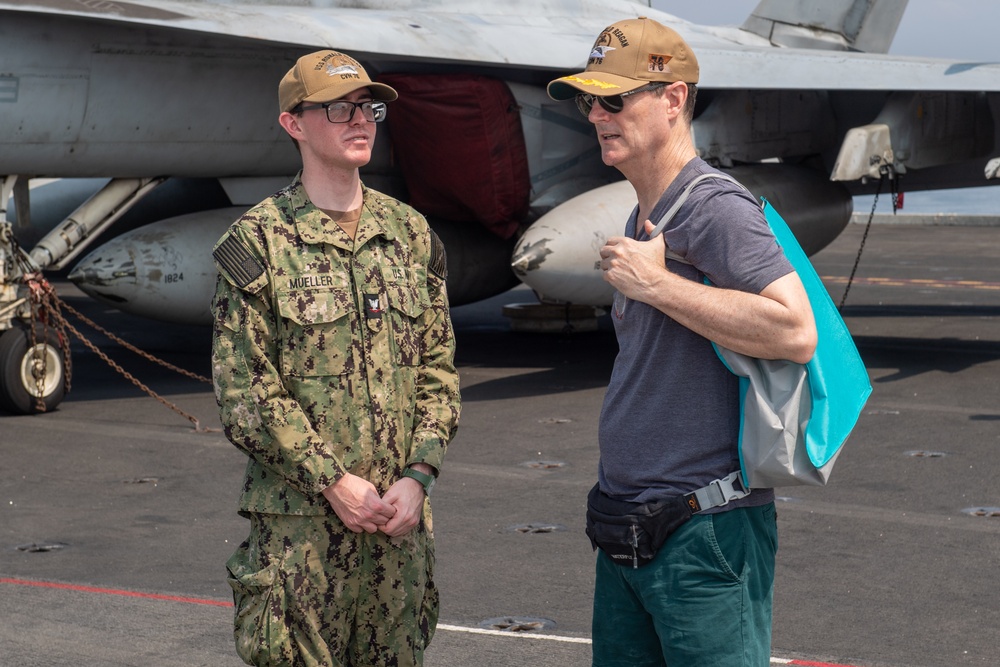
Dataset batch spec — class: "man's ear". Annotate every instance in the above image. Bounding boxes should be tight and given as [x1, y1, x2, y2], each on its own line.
[663, 81, 688, 119]
[278, 111, 303, 140]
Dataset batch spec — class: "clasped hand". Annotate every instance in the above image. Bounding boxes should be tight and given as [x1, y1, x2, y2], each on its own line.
[322, 472, 425, 537]
[599, 220, 668, 301]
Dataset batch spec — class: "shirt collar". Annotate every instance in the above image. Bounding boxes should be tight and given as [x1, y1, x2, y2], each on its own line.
[286, 173, 396, 248]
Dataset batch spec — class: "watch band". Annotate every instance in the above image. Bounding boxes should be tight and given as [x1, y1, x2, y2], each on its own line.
[402, 467, 435, 496]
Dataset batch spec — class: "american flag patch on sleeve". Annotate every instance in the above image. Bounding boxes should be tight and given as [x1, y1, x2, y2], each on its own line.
[213, 234, 265, 289]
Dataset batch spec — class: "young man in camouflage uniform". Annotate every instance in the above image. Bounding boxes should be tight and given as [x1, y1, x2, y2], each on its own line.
[211, 50, 461, 667]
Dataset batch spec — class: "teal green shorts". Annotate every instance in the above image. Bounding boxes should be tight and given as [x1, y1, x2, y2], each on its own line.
[592, 503, 778, 667]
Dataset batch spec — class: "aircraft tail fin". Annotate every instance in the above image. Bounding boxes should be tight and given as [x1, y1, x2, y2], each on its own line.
[741, 0, 909, 53]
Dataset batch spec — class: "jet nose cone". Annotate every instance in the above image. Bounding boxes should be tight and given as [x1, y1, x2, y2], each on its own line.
[510, 238, 554, 277]
[68, 242, 137, 308]
[68, 253, 137, 291]
[67, 207, 244, 325]
[511, 181, 637, 306]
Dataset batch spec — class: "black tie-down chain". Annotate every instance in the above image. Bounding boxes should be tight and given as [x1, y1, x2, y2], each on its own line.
[25, 274, 219, 433]
[839, 166, 899, 312]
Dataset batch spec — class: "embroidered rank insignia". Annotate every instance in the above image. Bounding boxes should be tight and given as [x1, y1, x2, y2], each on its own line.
[364, 293, 383, 319]
[213, 235, 265, 289]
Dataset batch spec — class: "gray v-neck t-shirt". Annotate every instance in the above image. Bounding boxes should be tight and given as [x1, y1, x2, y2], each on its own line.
[597, 158, 793, 509]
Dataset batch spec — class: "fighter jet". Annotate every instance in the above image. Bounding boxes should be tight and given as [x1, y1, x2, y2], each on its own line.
[2, 0, 1000, 413]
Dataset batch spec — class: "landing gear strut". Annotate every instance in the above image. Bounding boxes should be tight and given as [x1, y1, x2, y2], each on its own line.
[2, 175, 72, 414]
[2, 174, 164, 415]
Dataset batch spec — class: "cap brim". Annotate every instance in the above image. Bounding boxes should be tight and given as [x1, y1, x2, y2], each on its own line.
[546, 72, 649, 101]
[302, 81, 399, 104]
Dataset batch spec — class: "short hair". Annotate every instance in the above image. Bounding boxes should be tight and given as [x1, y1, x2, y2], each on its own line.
[286, 104, 303, 153]
[683, 83, 698, 123]
[652, 82, 697, 123]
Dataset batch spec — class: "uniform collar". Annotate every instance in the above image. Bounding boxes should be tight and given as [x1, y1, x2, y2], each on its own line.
[287, 173, 396, 248]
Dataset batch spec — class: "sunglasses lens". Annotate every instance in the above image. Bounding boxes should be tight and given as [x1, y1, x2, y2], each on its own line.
[575, 93, 626, 116]
[572, 84, 666, 119]
[599, 95, 625, 113]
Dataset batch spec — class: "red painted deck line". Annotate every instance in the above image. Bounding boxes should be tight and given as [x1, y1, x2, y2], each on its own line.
[0, 576, 233, 608]
[2, 577, 866, 666]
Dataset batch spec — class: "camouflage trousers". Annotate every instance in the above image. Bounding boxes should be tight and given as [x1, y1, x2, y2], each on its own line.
[226, 512, 438, 667]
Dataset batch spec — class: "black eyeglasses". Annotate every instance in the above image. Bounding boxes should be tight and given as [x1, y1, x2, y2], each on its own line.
[574, 83, 667, 117]
[297, 100, 387, 123]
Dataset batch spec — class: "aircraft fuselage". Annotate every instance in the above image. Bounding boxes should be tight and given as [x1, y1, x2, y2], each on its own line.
[2, 13, 301, 178]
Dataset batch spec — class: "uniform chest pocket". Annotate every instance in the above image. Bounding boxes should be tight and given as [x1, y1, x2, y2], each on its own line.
[384, 270, 431, 366]
[276, 289, 356, 377]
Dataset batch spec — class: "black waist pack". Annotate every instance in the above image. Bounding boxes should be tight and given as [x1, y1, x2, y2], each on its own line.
[585, 483, 694, 569]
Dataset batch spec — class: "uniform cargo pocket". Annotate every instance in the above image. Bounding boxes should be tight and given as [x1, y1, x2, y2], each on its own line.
[226, 546, 288, 665]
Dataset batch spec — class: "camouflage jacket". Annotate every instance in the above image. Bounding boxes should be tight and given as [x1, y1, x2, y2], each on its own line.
[210, 175, 460, 515]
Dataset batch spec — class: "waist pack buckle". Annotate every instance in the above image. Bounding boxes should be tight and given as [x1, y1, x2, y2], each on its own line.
[687, 471, 750, 513]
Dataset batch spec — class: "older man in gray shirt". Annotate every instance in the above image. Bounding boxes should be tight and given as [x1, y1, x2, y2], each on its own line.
[548, 17, 816, 667]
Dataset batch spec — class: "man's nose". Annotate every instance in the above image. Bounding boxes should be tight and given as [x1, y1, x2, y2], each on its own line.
[588, 99, 609, 123]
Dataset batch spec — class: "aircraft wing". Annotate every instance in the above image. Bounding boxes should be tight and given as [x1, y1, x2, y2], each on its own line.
[696, 48, 1000, 92]
[2, 0, 675, 71]
[5, 0, 1000, 91]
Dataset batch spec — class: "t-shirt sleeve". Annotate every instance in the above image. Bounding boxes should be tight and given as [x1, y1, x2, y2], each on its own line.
[666, 186, 793, 294]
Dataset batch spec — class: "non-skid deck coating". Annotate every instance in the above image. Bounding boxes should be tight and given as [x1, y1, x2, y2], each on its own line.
[3, 221, 1000, 667]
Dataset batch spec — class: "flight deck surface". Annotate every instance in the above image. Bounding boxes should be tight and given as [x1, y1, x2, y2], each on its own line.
[2, 221, 999, 667]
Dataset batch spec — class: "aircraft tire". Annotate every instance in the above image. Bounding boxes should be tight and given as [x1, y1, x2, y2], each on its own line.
[0, 323, 67, 415]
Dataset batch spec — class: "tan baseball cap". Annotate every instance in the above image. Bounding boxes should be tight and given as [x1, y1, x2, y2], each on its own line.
[547, 17, 699, 100]
[279, 50, 398, 113]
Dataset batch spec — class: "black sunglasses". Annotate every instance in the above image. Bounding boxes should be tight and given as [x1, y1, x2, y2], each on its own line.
[574, 82, 667, 117]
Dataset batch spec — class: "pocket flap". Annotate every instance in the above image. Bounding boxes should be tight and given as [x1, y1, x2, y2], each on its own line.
[277, 288, 353, 326]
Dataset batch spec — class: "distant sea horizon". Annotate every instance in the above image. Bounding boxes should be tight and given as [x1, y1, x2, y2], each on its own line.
[854, 185, 1000, 216]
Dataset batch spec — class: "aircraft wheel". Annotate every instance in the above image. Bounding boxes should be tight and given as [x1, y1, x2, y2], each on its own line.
[0, 324, 68, 415]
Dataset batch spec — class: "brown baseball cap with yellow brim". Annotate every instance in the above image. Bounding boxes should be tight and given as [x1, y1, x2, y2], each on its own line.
[279, 50, 398, 113]
[547, 17, 699, 101]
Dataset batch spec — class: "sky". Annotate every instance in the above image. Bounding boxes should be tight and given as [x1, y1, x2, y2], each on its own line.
[650, 0, 998, 61]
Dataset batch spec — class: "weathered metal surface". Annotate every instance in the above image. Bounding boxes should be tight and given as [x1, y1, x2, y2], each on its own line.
[1, 0, 1000, 332]
[512, 164, 853, 306]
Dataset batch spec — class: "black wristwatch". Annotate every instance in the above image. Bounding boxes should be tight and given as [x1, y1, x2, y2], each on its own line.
[402, 467, 435, 496]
